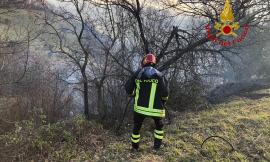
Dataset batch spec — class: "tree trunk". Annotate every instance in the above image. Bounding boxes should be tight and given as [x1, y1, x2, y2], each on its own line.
[97, 84, 105, 120]
[82, 71, 89, 120]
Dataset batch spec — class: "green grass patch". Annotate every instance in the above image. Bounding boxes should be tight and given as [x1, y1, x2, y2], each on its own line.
[1, 89, 270, 161]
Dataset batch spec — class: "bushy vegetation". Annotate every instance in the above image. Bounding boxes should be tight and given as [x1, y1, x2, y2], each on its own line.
[1, 0, 270, 127]
[1, 88, 269, 161]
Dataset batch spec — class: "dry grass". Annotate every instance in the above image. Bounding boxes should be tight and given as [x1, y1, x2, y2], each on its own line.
[1, 89, 270, 162]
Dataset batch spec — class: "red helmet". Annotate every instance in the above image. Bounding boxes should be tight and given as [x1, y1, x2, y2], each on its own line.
[142, 53, 156, 66]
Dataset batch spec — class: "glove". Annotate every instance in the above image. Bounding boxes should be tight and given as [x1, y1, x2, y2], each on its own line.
[129, 91, 135, 97]
[162, 100, 167, 106]
[129, 94, 135, 97]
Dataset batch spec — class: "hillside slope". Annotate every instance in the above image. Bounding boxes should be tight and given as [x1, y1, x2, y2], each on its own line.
[1, 89, 270, 162]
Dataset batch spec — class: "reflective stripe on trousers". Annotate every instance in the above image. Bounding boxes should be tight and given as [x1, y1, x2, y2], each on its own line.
[154, 129, 164, 140]
[131, 133, 140, 143]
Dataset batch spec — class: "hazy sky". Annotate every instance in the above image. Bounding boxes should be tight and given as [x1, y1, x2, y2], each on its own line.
[44, 0, 194, 30]
[45, 0, 180, 10]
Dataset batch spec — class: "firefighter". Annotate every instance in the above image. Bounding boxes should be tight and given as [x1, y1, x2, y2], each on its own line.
[125, 53, 169, 151]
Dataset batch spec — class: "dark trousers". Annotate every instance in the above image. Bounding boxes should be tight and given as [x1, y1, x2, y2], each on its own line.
[131, 112, 164, 149]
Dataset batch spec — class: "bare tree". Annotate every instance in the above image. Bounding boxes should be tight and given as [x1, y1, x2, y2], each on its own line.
[43, 0, 98, 119]
[86, 0, 270, 113]
[41, 0, 270, 119]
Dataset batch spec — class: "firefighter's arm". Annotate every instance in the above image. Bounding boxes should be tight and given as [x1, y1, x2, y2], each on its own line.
[125, 73, 136, 97]
[160, 76, 169, 103]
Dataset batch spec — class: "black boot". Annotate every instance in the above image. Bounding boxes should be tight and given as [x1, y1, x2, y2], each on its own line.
[131, 142, 139, 152]
[153, 138, 162, 150]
